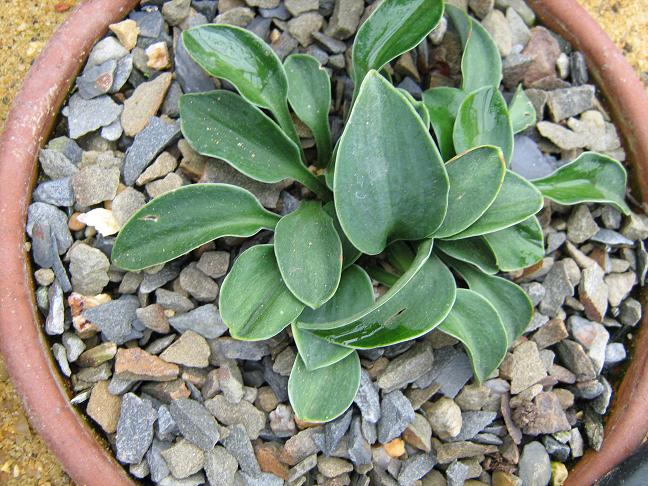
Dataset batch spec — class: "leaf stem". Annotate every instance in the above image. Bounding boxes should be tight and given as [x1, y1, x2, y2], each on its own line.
[297, 169, 332, 201]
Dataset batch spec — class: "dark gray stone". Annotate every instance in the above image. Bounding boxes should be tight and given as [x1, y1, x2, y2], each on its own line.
[33, 178, 75, 207]
[547, 85, 595, 122]
[510, 135, 558, 179]
[450, 411, 497, 442]
[377, 390, 415, 444]
[312, 31, 347, 53]
[169, 398, 220, 451]
[263, 356, 289, 402]
[287, 453, 317, 482]
[156, 405, 178, 441]
[130, 10, 165, 38]
[175, 34, 214, 94]
[64, 93, 122, 139]
[147, 439, 172, 482]
[590, 229, 634, 247]
[397, 453, 437, 486]
[123, 117, 181, 186]
[82, 295, 141, 345]
[542, 435, 570, 462]
[46, 136, 82, 165]
[313, 408, 352, 455]
[168, 304, 228, 339]
[140, 265, 180, 294]
[156, 289, 196, 313]
[259, 4, 291, 19]
[193, 0, 218, 21]
[354, 369, 381, 424]
[116, 393, 157, 464]
[77, 59, 117, 99]
[39, 149, 78, 179]
[570, 51, 589, 85]
[413, 346, 473, 398]
[446, 460, 471, 486]
[208, 337, 271, 361]
[26, 202, 73, 268]
[221, 424, 261, 475]
[377, 342, 434, 393]
[347, 416, 372, 466]
[111, 54, 133, 93]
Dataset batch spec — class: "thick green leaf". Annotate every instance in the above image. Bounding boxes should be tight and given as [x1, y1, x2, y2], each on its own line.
[274, 202, 342, 308]
[366, 266, 400, 287]
[386, 241, 415, 274]
[447, 170, 543, 239]
[299, 239, 432, 331]
[334, 71, 448, 255]
[432, 146, 506, 239]
[509, 85, 536, 134]
[288, 352, 360, 422]
[284, 54, 332, 166]
[180, 91, 330, 199]
[531, 152, 630, 215]
[297, 265, 374, 326]
[446, 5, 502, 92]
[352, 0, 445, 89]
[112, 184, 279, 271]
[437, 289, 508, 382]
[323, 203, 361, 269]
[399, 89, 431, 128]
[313, 254, 457, 349]
[292, 324, 354, 371]
[483, 216, 545, 271]
[219, 245, 304, 340]
[422, 87, 466, 160]
[436, 238, 498, 275]
[182, 25, 299, 143]
[448, 258, 533, 342]
[454, 86, 514, 163]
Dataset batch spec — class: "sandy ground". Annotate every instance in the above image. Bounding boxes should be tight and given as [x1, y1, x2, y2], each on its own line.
[0, 1, 645, 485]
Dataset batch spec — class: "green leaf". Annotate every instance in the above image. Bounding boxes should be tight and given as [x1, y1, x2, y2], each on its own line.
[274, 202, 342, 308]
[446, 4, 502, 92]
[531, 152, 630, 215]
[299, 239, 433, 331]
[297, 265, 374, 326]
[437, 289, 508, 382]
[312, 253, 457, 349]
[352, 0, 445, 89]
[288, 352, 361, 423]
[219, 244, 305, 340]
[323, 202, 361, 269]
[180, 91, 330, 199]
[422, 87, 466, 160]
[366, 266, 400, 287]
[182, 25, 299, 144]
[292, 324, 354, 371]
[112, 184, 279, 271]
[448, 258, 533, 343]
[509, 85, 536, 134]
[483, 216, 545, 271]
[447, 170, 543, 239]
[334, 71, 448, 255]
[454, 86, 514, 163]
[386, 241, 415, 274]
[432, 146, 506, 239]
[284, 54, 332, 167]
[436, 238, 498, 275]
[399, 89, 431, 128]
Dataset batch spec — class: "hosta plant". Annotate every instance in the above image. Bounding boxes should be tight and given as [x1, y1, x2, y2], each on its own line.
[112, 0, 629, 423]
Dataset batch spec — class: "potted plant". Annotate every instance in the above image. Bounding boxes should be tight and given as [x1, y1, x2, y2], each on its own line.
[0, 0, 646, 485]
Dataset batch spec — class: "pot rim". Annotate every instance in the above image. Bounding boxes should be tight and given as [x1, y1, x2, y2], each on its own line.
[0, 1, 646, 485]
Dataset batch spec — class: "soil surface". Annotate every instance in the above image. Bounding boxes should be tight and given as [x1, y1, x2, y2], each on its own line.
[0, 1, 645, 485]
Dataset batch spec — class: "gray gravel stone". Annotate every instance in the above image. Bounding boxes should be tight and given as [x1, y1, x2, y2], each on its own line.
[221, 424, 261, 475]
[77, 59, 117, 99]
[557, 339, 597, 381]
[542, 435, 570, 461]
[547, 85, 595, 122]
[169, 398, 220, 451]
[346, 416, 371, 466]
[539, 260, 575, 317]
[414, 346, 472, 398]
[33, 178, 75, 207]
[205, 396, 266, 440]
[82, 295, 140, 345]
[510, 341, 547, 394]
[64, 93, 122, 139]
[568, 206, 599, 244]
[288, 453, 317, 482]
[209, 338, 270, 361]
[446, 460, 471, 486]
[160, 439, 205, 479]
[86, 36, 129, 67]
[72, 165, 121, 207]
[157, 405, 178, 441]
[47, 136, 83, 165]
[569, 316, 609, 373]
[196, 251, 230, 279]
[204, 446, 238, 486]
[168, 304, 228, 339]
[45, 281, 65, 335]
[450, 411, 497, 442]
[26, 202, 73, 268]
[354, 369, 381, 424]
[377, 390, 415, 444]
[325, 0, 363, 39]
[160, 330, 211, 368]
[52, 343, 71, 377]
[156, 288, 196, 313]
[579, 263, 609, 322]
[218, 359, 244, 404]
[39, 149, 78, 179]
[62, 332, 86, 362]
[112, 187, 146, 227]
[397, 453, 437, 486]
[111, 54, 133, 93]
[313, 408, 352, 455]
[510, 135, 557, 180]
[174, 34, 214, 94]
[377, 342, 434, 393]
[239, 472, 284, 486]
[69, 243, 111, 295]
[179, 263, 219, 302]
[519, 441, 551, 486]
[116, 393, 157, 464]
[123, 117, 181, 186]
[158, 472, 205, 486]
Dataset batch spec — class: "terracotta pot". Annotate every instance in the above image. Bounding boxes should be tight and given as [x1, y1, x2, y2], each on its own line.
[0, 1, 646, 485]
